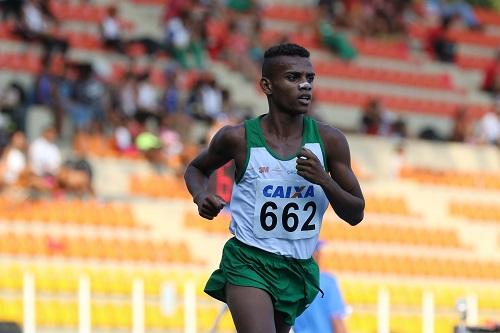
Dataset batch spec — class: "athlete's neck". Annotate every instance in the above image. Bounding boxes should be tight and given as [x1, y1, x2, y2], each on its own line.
[261, 113, 304, 140]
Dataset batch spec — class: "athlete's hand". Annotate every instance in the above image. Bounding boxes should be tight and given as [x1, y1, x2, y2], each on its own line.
[193, 191, 226, 220]
[296, 148, 330, 186]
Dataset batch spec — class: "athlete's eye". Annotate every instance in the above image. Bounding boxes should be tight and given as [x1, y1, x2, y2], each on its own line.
[306, 75, 315, 83]
[286, 74, 299, 81]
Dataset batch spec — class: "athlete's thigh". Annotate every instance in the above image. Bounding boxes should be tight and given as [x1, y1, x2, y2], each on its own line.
[225, 283, 276, 333]
[274, 310, 291, 333]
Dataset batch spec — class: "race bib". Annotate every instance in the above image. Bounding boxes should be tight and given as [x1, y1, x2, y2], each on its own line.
[253, 179, 322, 240]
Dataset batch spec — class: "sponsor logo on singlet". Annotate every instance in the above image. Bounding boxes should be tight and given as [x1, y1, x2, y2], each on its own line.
[262, 185, 315, 199]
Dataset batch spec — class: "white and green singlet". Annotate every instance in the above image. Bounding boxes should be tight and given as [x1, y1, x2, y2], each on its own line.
[228, 115, 330, 259]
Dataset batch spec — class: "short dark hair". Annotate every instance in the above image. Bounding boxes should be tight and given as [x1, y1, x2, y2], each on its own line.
[264, 43, 310, 59]
[262, 43, 310, 77]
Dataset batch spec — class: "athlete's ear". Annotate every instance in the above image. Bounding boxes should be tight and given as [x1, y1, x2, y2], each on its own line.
[260, 77, 272, 95]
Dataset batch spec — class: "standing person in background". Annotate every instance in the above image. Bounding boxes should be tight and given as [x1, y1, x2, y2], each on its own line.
[184, 43, 364, 333]
[294, 240, 348, 333]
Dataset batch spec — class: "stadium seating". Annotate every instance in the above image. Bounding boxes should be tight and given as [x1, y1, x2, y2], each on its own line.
[0, 199, 136, 227]
[0, 1, 499, 333]
[400, 167, 500, 190]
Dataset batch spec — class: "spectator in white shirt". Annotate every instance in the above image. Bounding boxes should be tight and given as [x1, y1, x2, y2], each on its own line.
[100, 6, 125, 53]
[29, 126, 62, 177]
[0, 131, 28, 186]
[135, 71, 159, 125]
[16, 0, 69, 55]
[476, 103, 500, 146]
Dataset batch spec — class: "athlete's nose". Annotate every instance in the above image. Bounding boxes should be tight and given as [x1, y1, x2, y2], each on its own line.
[298, 82, 312, 90]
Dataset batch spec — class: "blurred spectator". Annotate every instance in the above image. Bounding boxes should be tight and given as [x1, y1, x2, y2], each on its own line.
[28, 126, 61, 195]
[222, 17, 262, 81]
[359, 98, 391, 136]
[136, 70, 160, 125]
[419, 126, 443, 141]
[112, 116, 136, 154]
[481, 49, 500, 99]
[449, 106, 472, 142]
[29, 126, 61, 177]
[161, 68, 180, 114]
[294, 240, 348, 333]
[58, 132, 94, 197]
[390, 141, 407, 179]
[0, 81, 27, 133]
[200, 76, 224, 121]
[0, 131, 28, 187]
[317, 0, 336, 21]
[186, 76, 221, 122]
[425, 0, 480, 29]
[135, 130, 167, 174]
[118, 72, 139, 119]
[68, 63, 106, 131]
[0, 0, 23, 21]
[357, 0, 412, 37]
[427, 14, 457, 63]
[15, 0, 69, 56]
[33, 57, 55, 106]
[475, 103, 500, 146]
[162, 0, 192, 23]
[100, 6, 125, 53]
[52, 59, 77, 136]
[226, 0, 258, 14]
[32, 55, 72, 136]
[159, 114, 184, 172]
[315, 8, 357, 61]
[390, 116, 408, 138]
[100, 5, 162, 57]
[164, 11, 205, 69]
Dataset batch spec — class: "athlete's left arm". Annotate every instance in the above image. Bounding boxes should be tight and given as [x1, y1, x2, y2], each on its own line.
[296, 124, 364, 225]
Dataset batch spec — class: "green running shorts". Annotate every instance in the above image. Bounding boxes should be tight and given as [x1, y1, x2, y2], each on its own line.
[204, 237, 320, 325]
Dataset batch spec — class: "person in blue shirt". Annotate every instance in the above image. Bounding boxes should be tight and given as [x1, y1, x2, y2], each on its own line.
[293, 241, 348, 333]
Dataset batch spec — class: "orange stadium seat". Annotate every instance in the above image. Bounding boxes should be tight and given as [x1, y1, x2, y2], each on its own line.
[475, 8, 500, 26]
[314, 87, 490, 118]
[130, 0, 167, 5]
[457, 54, 492, 71]
[262, 5, 316, 24]
[49, 2, 106, 23]
[314, 60, 454, 90]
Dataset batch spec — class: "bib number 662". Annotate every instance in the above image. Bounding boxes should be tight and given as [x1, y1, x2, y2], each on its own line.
[260, 201, 317, 232]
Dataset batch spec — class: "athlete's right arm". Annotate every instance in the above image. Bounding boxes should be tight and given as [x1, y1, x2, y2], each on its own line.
[184, 125, 243, 220]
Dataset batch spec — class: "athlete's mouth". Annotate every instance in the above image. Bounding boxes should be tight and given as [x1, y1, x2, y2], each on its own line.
[298, 94, 311, 105]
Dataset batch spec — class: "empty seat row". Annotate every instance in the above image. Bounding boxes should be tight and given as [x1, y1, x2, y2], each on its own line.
[321, 220, 463, 248]
[129, 175, 192, 199]
[321, 251, 500, 280]
[450, 201, 500, 222]
[0, 233, 195, 264]
[260, 29, 411, 61]
[0, 199, 136, 227]
[49, 1, 133, 28]
[314, 87, 490, 118]
[400, 167, 500, 190]
[315, 60, 455, 91]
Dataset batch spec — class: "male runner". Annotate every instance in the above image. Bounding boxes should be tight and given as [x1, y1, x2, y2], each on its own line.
[184, 43, 364, 333]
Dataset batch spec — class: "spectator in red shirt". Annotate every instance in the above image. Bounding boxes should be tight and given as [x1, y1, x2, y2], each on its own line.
[482, 49, 500, 99]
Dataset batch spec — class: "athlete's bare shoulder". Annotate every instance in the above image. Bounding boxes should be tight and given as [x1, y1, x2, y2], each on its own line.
[208, 122, 246, 158]
[315, 120, 348, 148]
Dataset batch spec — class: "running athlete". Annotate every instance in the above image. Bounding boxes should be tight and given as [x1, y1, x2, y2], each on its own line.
[184, 43, 364, 333]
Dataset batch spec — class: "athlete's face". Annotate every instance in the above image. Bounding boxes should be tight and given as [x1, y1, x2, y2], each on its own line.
[262, 56, 315, 114]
